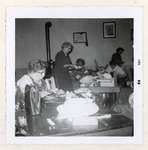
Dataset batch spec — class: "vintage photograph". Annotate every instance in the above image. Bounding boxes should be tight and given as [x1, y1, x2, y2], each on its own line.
[15, 18, 134, 136]
[6, 7, 143, 144]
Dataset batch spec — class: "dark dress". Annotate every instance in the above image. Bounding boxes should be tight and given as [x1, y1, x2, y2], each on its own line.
[54, 50, 73, 91]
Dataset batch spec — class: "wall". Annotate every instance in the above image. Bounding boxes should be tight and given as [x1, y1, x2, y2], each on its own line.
[16, 18, 133, 69]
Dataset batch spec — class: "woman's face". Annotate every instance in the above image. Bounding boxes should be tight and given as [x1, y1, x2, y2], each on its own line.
[31, 69, 45, 81]
[63, 46, 72, 55]
[111, 64, 116, 69]
[77, 61, 84, 66]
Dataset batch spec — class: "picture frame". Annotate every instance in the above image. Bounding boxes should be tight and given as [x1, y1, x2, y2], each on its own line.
[103, 22, 116, 38]
[73, 32, 88, 46]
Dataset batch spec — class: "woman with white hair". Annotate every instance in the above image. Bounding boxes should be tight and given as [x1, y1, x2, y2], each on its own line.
[15, 59, 54, 135]
[17, 59, 47, 95]
[54, 42, 74, 91]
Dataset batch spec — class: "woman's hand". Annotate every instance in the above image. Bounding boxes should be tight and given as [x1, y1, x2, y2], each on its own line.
[64, 64, 73, 68]
[40, 91, 50, 98]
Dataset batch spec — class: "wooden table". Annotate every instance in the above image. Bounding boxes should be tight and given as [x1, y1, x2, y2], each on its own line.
[41, 96, 65, 122]
[89, 86, 120, 94]
[41, 86, 120, 113]
[89, 86, 120, 111]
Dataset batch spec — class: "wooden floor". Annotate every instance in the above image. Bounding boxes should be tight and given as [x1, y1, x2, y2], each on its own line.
[81, 126, 133, 136]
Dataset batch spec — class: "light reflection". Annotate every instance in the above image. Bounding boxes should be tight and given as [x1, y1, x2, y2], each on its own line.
[57, 97, 99, 126]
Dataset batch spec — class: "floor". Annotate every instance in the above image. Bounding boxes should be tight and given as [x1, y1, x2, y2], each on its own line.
[115, 87, 133, 120]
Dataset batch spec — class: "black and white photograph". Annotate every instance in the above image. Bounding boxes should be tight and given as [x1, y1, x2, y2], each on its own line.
[6, 7, 143, 144]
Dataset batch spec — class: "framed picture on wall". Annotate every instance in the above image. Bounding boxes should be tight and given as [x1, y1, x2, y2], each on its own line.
[103, 22, 116, 38]
[73, 32, 88, 46]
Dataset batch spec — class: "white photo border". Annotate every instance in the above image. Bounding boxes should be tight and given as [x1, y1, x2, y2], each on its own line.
[6, 7, 143, 144]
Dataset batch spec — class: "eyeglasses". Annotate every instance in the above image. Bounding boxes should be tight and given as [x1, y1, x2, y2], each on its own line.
[36, 70, 45, 75]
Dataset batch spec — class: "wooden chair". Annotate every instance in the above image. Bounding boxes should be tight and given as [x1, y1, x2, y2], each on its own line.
[24, 85, 41, 135]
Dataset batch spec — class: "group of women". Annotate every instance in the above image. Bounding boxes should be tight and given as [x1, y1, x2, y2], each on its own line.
[15, 41, 132, 135]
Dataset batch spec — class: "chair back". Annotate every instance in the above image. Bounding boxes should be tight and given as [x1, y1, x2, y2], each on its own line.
[45, 76, 56, 90]
[24, 85, 41, 135]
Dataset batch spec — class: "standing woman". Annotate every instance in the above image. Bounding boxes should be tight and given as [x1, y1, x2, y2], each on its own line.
[54, 42, 74, 91]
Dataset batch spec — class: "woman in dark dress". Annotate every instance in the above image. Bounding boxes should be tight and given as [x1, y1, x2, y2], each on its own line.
[111, 47, 125, 66]
[54, 42, 74, 91]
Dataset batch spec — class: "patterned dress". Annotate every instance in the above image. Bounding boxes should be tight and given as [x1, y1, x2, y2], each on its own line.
[15, 74, 47, 136]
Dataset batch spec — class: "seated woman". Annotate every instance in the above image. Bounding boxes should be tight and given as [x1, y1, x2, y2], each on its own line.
[15, 59, 55, 135]
[16, 59, 50, 96]
[105, 60, 127, 86]
[69, 58, 88, 89]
